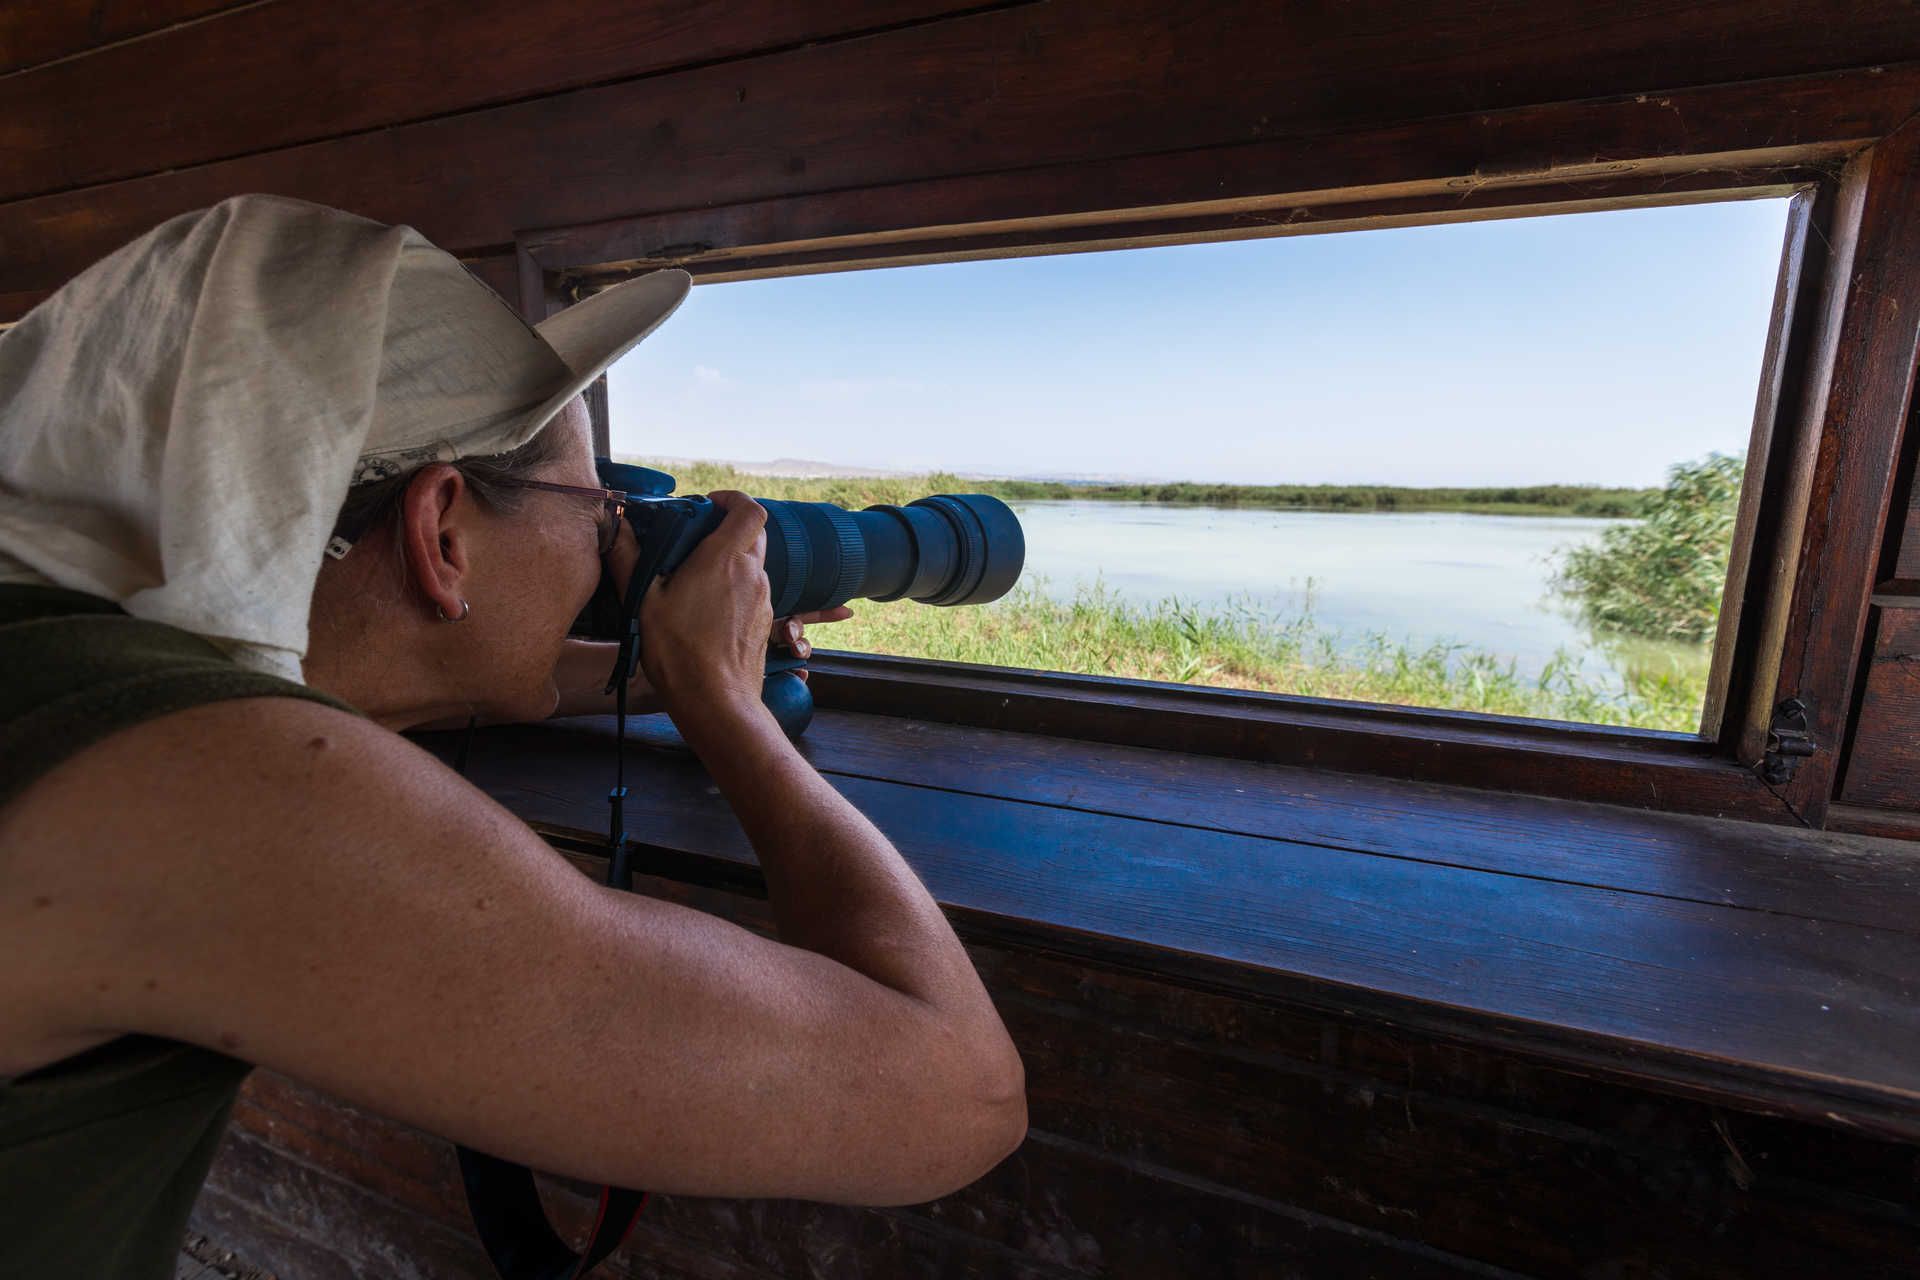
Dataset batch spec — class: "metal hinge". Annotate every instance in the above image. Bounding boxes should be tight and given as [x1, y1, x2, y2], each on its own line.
[1760, 696, 1817, 784]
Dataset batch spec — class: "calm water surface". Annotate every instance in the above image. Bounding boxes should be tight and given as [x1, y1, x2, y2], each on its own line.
[1003, 501, 1707, 692]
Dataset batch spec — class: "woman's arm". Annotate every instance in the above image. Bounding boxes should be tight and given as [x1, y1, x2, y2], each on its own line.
[0, 493, 1022, 1205]
[638, 495, 1000, 1030]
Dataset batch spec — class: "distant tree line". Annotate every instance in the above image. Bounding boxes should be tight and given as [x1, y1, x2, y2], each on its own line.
[639, 458, 1656, 518]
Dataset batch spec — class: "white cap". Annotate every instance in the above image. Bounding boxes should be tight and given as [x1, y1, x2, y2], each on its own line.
[0, 194, 691, 680]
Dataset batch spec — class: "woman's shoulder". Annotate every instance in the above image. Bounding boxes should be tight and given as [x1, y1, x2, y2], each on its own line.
[0, 583, 357, 811]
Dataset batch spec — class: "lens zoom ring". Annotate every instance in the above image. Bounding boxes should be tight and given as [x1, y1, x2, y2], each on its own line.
[818, 504, 867, 607]
[764, 502, 809, 617]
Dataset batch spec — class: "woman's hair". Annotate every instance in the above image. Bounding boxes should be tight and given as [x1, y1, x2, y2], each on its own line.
[329, 420, 575, 552]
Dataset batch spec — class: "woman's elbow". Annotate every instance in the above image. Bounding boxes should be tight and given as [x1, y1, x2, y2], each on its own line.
[915, 1046, 1029, 1203]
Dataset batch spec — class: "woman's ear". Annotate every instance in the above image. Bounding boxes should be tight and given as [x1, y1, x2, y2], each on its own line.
[398, 464, 472, 620]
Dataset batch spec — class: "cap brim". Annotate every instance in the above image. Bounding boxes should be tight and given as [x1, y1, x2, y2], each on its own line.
[519, 267, 693, 441]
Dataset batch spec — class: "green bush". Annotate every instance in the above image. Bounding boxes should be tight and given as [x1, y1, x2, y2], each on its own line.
[1554, 453, 1744, 642]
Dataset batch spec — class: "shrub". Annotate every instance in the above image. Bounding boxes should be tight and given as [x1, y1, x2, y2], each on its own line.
[1553, 452, 1745, 642]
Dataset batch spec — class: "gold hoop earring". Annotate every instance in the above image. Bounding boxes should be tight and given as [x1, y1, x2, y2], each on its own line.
[437, 599, 471, 623]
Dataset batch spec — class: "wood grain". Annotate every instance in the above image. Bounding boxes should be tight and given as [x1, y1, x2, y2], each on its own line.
[1840, 608, 1920, 812]
[579, 710, 1920, 935]
[418, 715, 1920, 1142]
[0, 0, 253, 75]
[1895, 488, 1920, 585]
[0, 0, 981, 203]
[209, 938, 1920, 1279]
[1758, 122, 1920, 820]
[4, 2, 1917, 306]
[801, 651, 1793, 821]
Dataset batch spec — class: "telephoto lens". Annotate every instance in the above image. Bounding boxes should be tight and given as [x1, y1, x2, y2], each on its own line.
[757, 493, 1024, 616]
[578, 462, 1026, 739]
[593, 461, 1026, 618]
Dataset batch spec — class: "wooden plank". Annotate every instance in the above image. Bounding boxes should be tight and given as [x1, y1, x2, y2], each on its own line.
[612, 1135, 1501, 1279]
[1758, 121, 1920, 820]
[1831, 803, 1920, 840]
[524, 55, 1907, 280]
[224, 936, 1920, 1279]
[1895, 488, 1920, 585]
[427, 718, 1920, 1140]
[1701, 188, 1817, 743]
[4, 3, 1917, 307]
[195, 1128, 491, 1276]
[565, 710, 1920, 936]
[969, 954, 1920, 1278]
[457, 253, 520, 306]
[0, 0, 251, 76]
[0, 0, 979, 203]
[557, 169, 1816, 292]
[1840, 608, 1920, 812]
[230, 1072, 470, 1228]
[800, 652, 1792, 822]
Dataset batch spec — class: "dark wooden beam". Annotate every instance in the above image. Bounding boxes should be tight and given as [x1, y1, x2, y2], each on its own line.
[521, 54, 1919, 281]
[552, 168, 1820, 291]
[1839, 608, 1920, 812]
[0, 0, 253, 76]
[1756, 122, 1920, 821]
[3, 2, 1917, 312]
[0, 0, 987, 203]
[1894, 484, 1920, 586]
[1701, 189, 1820, 744]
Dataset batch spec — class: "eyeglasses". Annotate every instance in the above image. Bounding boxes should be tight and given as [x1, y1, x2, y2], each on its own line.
[494, 478, 628, 556]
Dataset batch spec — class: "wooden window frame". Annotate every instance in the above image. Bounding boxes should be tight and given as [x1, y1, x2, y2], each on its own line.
[514, 74, 1920, 826]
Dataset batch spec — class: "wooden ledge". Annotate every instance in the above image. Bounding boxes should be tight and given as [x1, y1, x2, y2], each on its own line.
[416, 710, 1920, 1144]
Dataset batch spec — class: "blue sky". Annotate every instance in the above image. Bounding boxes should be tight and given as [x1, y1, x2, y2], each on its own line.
[607, 197, 1790, 488]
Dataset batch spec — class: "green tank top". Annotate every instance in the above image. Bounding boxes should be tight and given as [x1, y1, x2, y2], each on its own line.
[0, 584, 359, 1279]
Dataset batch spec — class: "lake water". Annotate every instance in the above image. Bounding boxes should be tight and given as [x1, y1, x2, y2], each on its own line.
[1002, 500, 1707, 693]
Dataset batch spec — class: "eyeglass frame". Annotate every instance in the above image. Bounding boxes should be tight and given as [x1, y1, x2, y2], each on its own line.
[491, 477, 629, 556]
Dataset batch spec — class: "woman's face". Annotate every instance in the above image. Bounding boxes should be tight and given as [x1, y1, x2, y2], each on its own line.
[455, 397, 609, 722]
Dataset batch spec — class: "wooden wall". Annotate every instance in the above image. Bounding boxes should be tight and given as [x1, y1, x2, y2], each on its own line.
[191, 874, 1920, 1280]
[5, 0, 1920, 321]
[1836, 429, 1920, 834]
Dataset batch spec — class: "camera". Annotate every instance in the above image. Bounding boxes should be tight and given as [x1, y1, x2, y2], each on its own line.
[574, 460, 1026, 734]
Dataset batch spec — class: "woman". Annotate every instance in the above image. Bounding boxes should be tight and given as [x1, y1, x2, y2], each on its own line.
[0, 196, 1027, 1277]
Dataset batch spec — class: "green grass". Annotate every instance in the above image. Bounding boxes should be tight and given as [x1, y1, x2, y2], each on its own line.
[821, 581, 1709, 732]
[626, 458, 1654, 518]
[626, 456, 1718, 729]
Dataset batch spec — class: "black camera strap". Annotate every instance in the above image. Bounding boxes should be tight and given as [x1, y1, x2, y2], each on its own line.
[450, 672, 651, 1277]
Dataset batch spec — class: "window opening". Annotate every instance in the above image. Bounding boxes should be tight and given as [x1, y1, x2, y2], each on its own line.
[606, 198, 1793, 734]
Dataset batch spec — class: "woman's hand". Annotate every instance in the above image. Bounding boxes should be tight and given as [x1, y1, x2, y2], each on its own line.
[638, 491, 775, 722]
[773, 606, 855, 678]
[544, 503, 852, 720]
